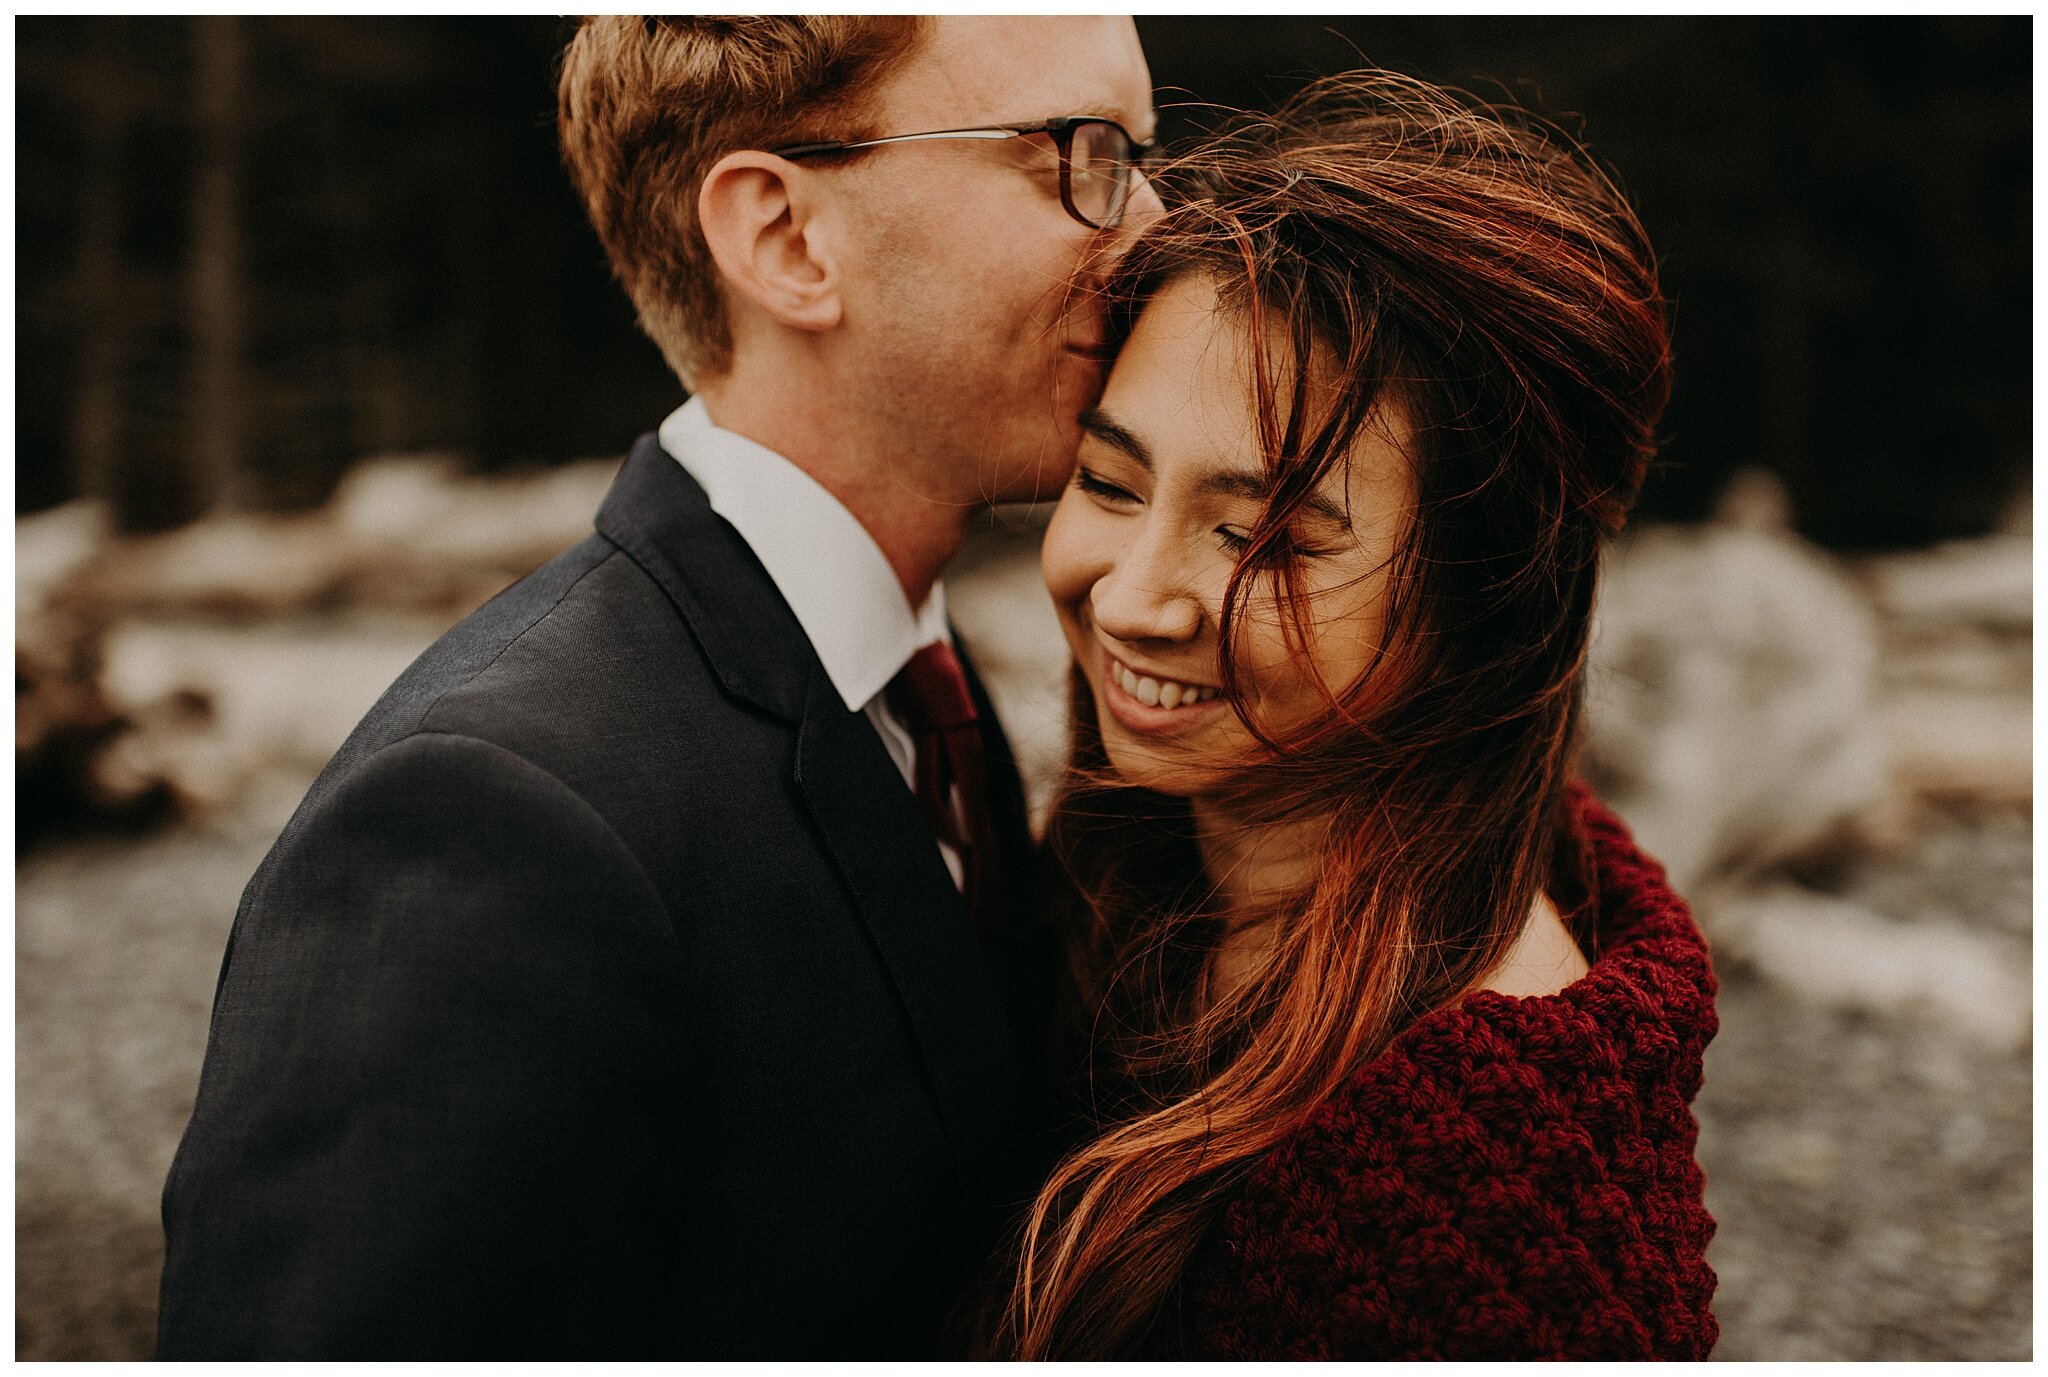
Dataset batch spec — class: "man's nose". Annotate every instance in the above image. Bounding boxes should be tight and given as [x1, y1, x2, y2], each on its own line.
[1125, 169, 1166, 226]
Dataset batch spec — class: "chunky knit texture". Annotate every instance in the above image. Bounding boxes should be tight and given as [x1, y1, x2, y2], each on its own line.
[1173, 782, 1719, 1359]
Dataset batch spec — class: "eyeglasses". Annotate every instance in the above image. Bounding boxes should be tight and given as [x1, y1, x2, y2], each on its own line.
[771, 116, 1160, 230]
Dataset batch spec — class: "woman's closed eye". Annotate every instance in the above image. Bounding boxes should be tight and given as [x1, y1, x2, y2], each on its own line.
[1217, 523, 1335, 560]
[1074, 466, 1140, 506]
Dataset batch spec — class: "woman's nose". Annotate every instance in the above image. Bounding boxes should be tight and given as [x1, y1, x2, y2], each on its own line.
[1090, 540, 1203, 645]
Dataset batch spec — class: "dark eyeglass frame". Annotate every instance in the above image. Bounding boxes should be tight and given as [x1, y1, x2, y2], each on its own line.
[770, 115, 1160, 230]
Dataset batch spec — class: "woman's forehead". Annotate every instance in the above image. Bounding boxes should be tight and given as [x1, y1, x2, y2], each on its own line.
[1107, 277, 1416, 507]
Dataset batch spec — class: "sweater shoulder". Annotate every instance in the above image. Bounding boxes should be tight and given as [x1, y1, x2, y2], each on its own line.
[1328, 783, 1717, 1151]
[1187, 787, 1719, 1360]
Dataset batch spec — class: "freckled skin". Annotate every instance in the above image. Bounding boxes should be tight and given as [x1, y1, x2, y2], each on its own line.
[1040, 273, 1416, 800]
[1041, 274, 1590, 997]
[829, 16, 1163, 510]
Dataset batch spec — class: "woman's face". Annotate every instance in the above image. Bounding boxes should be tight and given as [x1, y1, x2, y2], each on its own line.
[1042, 273, 1416, 800]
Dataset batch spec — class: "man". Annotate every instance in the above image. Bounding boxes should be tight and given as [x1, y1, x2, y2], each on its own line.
[156, 16, 1159, 1359]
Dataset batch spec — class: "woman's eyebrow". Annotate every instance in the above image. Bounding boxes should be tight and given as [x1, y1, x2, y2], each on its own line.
[1081, 405, 1351, 529]
[1079, 407, 1152, 470]
[1199, 467, 1353, 531]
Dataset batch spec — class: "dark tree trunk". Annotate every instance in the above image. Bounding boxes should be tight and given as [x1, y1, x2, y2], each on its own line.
[68, 21, 130, 510]
[187, 15, 244, 512]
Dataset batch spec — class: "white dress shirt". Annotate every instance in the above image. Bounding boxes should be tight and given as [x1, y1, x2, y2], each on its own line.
[657, 397, 966, 888]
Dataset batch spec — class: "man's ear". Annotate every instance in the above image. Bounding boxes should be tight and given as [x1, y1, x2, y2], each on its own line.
[698, 151, 844, 334]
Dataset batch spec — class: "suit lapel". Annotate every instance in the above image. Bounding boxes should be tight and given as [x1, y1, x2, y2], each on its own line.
[955, 635, 1063, 1122]
[793, 674, 1026, 1216]
[953, 633, 1041, 925]
[595, 433, 809, 721]
[596, 434, 1027, 1212]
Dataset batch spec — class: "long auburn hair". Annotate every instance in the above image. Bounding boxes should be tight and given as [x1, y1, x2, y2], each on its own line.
[988, 71, 1672, 1357]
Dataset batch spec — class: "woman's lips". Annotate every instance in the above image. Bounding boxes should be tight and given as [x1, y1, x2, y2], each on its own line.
[1098, 647, 1228, 735]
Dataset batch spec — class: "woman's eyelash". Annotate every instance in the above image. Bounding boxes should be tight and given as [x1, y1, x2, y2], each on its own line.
[1077, 468, 1330, 560]
[1074, 468, 1138, 503]
[1219, 526, 1328, 560]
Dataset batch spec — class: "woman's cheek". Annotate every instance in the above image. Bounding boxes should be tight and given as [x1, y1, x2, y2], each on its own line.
[1040, 492, 1104, 623]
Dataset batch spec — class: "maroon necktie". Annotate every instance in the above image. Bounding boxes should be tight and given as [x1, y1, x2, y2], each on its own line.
[885, 641, 999, 917]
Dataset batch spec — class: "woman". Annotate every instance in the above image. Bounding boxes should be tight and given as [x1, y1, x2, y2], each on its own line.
[988, 72, 1717, 1359]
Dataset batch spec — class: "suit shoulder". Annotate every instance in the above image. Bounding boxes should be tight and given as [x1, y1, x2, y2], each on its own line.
[253, 728, 658, 900]
[269, 529, 775, 912]
[322, 535, 622, 745]
[323, 534, 720, 766]
[230, 727, 686, 1004]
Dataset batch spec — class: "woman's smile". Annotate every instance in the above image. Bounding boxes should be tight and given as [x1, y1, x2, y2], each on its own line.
[1041, 273, 1414, 798]
[1096, 645, 1227, 736]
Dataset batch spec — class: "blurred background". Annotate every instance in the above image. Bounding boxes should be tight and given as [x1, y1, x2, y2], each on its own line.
[15, 16, 2031, 1360]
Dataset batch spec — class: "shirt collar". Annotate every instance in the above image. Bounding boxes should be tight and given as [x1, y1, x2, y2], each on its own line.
[657, 396, 948, 712]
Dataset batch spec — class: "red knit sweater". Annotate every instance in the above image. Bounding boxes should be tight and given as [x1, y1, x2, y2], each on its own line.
[1172, 783, 1719, 1359]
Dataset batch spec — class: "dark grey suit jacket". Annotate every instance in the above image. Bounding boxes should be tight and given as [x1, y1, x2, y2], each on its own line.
[155, 434, 1051, 1358]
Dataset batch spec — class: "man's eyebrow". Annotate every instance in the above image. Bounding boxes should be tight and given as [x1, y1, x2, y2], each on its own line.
[1079, 407, 1151, 470]
[1052, 101, 1158, 142]
[1123, 107, 1162, 143]
[1104, 103, 1160, 141]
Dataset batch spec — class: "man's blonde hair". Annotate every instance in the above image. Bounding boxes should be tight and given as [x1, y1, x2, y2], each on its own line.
[558, 17, 927, 385]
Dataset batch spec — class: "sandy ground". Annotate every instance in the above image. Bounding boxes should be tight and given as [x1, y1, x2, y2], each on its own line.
[15, 515, 2032, 1360]
[1695, 802, 2032, 1360]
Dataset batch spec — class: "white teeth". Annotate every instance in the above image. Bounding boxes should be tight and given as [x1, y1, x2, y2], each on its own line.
[1111, 659, 1215, 710]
